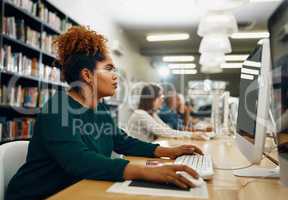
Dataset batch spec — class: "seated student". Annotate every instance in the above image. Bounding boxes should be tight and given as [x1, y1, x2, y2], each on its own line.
[158, 90, 184, 130]
[159, 91, 211, 132]
[127, 84, 209, 142]
[5, 26, 202, 200]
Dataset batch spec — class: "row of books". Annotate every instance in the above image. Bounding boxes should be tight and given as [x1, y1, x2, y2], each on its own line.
[41, 31, 57, 55]
[39, 2, 66, 32]
[0, 45, 62, 83]
[1, 45, 38, 76]
[8, 0, 38, 17]
[7, 0, 77, 33]
[0, 117, 35, 143]
[3, 16, 58, 55]
[3, 16, 41, 49]
[0, 85, 56, 108]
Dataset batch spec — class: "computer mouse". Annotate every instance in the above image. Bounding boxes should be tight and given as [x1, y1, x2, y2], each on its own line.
[176, 171, 205, 187]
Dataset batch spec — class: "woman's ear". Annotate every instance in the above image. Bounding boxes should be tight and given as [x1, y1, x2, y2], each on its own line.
[80, 68, 93, 84]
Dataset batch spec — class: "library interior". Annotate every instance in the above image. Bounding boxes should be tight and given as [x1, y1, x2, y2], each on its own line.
[0, 0, 288, 199]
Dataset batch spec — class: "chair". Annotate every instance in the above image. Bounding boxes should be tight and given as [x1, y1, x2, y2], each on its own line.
[0, 141, 29, 200]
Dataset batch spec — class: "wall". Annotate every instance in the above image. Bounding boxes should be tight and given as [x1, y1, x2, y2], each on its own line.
[172, 73, 241, 97]
[49, 0, 160, 125]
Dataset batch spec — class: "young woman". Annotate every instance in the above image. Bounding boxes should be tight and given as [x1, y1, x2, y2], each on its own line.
[127, 84, 209, 142]
[5, 26, 203, 200]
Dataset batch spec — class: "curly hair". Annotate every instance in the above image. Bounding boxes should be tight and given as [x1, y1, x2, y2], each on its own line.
[53, 26, 109, 84]
[53, 26, 108, 65]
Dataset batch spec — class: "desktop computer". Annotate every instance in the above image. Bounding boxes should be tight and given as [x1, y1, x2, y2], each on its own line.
[268, 0, 288, 186]
[233, 38, 280, 178]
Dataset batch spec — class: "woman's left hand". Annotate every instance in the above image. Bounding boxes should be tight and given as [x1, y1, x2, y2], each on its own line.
[155, 145, 203, 160]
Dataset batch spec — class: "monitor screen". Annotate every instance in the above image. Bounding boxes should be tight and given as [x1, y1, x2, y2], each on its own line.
[237, 46, 262, 144]
[269, 0, 288, 160]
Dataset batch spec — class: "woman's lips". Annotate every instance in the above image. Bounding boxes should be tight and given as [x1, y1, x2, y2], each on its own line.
[113, 83, 118, 89]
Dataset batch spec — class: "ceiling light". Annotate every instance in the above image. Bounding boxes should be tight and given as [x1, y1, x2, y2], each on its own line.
[198, 13, 238, 36]
[168, 63, 196, 69]
[171, 69, 197, 75]
[199, 35, 232, 53]
[231, 32, 270, 39]
[221, 62, 243, 68]
[163, 56, 195, 62]
[146, 33, 190, 42]
[241, 67, 260, 75]
[225, 54, 249, 61]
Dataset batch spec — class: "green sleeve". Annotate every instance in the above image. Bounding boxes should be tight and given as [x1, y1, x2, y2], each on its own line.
[39, 114, 129, 182]
[100, 103, 159, 157]
[113, 126, 159, 157]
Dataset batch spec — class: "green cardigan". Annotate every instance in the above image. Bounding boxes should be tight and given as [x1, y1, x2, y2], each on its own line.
[6, 90, 158, 200]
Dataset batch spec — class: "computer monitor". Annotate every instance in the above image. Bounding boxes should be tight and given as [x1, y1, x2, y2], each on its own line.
[268, 0, 288, 186]
[233, 39, 279, 178]
[235, 39, 271, 164]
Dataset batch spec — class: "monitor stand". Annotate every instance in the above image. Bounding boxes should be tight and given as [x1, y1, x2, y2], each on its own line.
[233, 166, 280, 178]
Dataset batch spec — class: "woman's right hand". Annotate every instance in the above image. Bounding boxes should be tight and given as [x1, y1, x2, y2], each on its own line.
[124, 164, 199, 189]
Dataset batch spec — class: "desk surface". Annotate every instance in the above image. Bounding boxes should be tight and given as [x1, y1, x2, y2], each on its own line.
[48, 136, 288, 200]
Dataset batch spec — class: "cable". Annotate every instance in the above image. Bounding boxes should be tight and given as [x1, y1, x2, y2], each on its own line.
[214, 155, 266, 171]
[263, 152, 279, 166]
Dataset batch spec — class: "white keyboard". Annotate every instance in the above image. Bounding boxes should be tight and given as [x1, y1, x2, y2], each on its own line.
[175, 155, 214, 180]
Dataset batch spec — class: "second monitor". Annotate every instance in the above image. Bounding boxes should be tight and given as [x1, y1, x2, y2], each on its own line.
[233, 38, 279, 178]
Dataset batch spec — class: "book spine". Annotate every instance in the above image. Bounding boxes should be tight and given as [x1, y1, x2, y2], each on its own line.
[0, 117, 36, 142]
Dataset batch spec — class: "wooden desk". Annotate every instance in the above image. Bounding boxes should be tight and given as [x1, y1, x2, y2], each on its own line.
[48, 136, 288, 200]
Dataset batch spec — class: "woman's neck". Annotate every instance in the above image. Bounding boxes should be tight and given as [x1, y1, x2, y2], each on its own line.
[68, 89, 99, 109]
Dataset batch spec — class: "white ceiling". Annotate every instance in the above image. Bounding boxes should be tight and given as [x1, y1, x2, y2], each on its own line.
[99, 0, 281, 28]
[56, 0, 282, 55]
[56, 0, 282, 79]
[52, 0, 283, 95]
[89, 0, 282, 81]
[92, 0, 282, 56]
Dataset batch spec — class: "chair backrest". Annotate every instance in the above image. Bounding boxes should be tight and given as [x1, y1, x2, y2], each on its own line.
[0, 141, 29, 200]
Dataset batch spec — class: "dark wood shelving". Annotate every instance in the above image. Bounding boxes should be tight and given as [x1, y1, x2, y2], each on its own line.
[4, 0, 63, 35]
[40, 79, 69, 88]
[2, 34, 58, 61]
[2, 34, 42, 54]
[4, 0, 42, 25]
[0, 104, 40, 119]
[41, 50, 57, 60]
[0, 70, 41, 82]
[0, 0, 80, 143]
[42, 21, 62, 35]
[0, 70, 68, 88]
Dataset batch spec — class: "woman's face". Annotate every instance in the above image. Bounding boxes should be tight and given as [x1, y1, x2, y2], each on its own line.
[92, 56, 118, 98]
[153, 91, 164, 110]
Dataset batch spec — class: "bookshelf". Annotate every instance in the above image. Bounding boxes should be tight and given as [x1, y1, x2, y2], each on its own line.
[0, 0, 79, 144]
